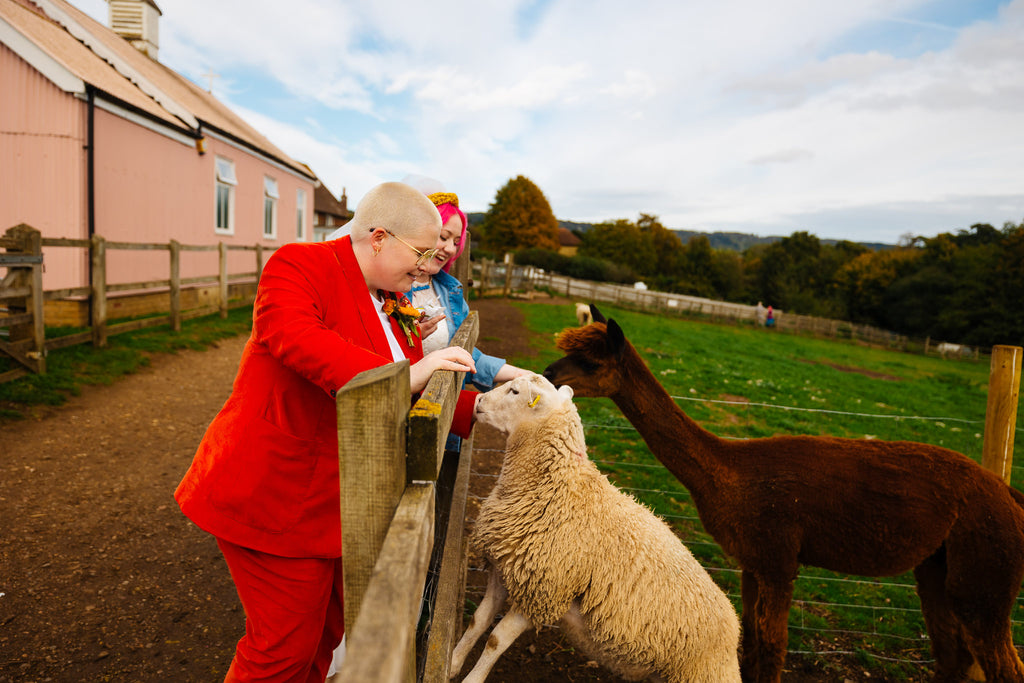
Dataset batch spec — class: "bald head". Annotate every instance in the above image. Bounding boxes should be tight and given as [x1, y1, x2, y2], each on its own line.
[348, 182, 441, 243]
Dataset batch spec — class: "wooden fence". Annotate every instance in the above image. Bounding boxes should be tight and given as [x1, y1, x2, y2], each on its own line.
[0, 224, 273, 383]
[474, 256, 965, 353]
[334, 312, 479, 683]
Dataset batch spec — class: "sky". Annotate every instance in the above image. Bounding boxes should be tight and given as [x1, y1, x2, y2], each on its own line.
[77, 0, 1024, 244]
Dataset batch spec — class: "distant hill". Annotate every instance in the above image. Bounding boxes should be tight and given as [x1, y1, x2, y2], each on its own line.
[466, 213, 892, 252]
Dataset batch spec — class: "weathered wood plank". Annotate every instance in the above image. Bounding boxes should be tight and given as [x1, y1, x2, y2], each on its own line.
[105, 279, 173, 293]
[982, 345, 1022, 483]
[422, 434, 474, 683]
[407, 312, 479, 482]
[336, 483, 435, 683]
[337, 361, 411, 634]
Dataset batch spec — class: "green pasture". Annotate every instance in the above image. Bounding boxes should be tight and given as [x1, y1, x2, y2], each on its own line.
[501, 300, 1024, 680]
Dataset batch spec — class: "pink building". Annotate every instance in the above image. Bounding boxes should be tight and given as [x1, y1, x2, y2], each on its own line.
[0, 0, 319, 291]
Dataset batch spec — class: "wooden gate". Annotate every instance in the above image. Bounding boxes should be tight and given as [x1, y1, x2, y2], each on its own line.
[0, 224, 45, 382]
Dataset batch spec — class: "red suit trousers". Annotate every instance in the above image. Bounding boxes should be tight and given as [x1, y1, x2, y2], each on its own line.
[217, 538, 344, 683]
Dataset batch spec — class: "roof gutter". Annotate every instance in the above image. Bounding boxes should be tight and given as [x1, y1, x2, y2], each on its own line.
[86, 83, 96, 321]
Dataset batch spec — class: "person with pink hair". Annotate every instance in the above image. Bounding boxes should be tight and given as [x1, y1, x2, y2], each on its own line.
[406, 181, 529, 388]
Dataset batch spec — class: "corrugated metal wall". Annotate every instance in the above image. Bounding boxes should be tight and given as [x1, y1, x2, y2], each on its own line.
[0, 41, 89, 289]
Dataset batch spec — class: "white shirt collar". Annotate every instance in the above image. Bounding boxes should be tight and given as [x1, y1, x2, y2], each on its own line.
[368, 290, 407, 362]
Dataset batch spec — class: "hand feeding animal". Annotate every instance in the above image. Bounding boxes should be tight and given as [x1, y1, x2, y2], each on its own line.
[542, 305, 1024, 683]
[450, 373, 740, 683]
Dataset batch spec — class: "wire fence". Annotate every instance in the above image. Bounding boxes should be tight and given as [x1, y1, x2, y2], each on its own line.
[464, 391, 1024, 674]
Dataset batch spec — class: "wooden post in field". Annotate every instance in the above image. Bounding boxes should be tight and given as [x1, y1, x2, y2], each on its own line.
[218, 241, 228, 319]
[479, 259, 491, 296]
[169, 240, 181, 332]
[967, 346, 1014, 683]
[981, 345, 1022, 484]
[336, 361, 411, 634]
[502, 252, 513, 297]
[90, 234, 107, 348]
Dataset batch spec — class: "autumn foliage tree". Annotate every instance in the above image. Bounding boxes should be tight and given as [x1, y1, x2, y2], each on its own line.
[480, 176, 560, 253]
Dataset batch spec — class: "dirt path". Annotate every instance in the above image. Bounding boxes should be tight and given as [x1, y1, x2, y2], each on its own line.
[0, 296, 856, 682]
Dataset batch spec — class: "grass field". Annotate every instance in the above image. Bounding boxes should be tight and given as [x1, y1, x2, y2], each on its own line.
[501, 300, 1024, 681]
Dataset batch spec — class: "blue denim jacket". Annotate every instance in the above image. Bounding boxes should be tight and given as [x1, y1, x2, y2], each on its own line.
[408, 270, 506, 391]
[409, 270, 507, 453]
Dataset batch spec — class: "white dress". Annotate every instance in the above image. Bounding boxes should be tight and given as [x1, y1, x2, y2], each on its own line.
[410, 280, 450, 355]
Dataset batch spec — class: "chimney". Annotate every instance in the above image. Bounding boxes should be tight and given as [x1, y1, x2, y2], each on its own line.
[109, 0, 161, 60]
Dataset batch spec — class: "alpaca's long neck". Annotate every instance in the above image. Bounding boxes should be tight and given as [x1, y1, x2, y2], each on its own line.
[609, 347, 729, 496]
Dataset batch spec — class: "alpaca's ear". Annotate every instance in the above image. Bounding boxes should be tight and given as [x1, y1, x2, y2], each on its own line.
[606, 319, 626, 359]
[558, 385, 574, 401]
[591, 304, 606, 323]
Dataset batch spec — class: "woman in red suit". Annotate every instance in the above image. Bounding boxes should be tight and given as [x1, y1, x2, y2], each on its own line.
[175, 182, 480, 682]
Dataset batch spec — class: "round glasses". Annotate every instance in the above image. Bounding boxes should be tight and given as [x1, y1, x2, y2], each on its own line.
[385, 229, 440, 267]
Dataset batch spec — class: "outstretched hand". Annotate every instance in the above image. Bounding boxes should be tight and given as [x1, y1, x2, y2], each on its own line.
[410, 346, 476, 393]
[418, 314, 446, 340]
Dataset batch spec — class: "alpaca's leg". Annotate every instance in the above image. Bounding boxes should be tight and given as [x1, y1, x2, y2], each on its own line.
[751, 576, 794, 683]
[458, 609, 532, 683]
[739, 570, 762, 682]
[914, 551, 974, 683]
[943, 542, 1024, 683]
[450, 567, 507, 679]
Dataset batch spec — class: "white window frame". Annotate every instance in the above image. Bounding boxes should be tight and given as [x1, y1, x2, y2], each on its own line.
[263, 176, 279, 240]
[214, 156, 237, 235]
[296, 188, 307, 241]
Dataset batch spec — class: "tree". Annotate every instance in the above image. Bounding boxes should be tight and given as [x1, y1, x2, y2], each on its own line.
[480, 176, 560, 253]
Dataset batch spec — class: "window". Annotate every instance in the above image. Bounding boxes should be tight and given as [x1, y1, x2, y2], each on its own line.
[296, 188, 306, 241]
[215, 156, 236, 234]
[263, 176, 279, 239]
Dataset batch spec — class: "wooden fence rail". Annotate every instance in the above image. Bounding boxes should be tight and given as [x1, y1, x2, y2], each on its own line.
[0, 224, 274, 383]
[473, 257, 975, 354]
[335, 312, 479, 683]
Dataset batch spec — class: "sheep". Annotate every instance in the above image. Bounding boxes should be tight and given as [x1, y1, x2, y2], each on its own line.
[450, 373, 740, 683]
[936, 341, 964, 359]
[575, 302, 593, 326]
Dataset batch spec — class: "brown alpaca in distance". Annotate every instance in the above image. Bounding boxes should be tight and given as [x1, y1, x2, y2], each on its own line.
[542, 306, 1024, 683]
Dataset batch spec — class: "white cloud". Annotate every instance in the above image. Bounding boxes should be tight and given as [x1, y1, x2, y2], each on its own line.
[71, 0, 1024, 242]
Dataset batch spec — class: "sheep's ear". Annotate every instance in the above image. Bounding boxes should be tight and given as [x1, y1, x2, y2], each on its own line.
[606, 319, 626, 359]
[591, 304, 606, 323]
[558, 385, 574, 401]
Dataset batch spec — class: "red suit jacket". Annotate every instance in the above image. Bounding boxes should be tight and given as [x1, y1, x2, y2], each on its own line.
[175, 237, 477, 558]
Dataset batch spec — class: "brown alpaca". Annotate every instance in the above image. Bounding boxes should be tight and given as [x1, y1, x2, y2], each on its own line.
[542, 306, 1024, 683]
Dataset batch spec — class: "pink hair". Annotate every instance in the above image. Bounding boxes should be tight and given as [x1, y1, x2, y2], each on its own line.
[436, 201, 468, 272]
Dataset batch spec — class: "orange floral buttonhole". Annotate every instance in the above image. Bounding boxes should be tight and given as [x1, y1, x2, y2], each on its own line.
[379, 290, 425, 346]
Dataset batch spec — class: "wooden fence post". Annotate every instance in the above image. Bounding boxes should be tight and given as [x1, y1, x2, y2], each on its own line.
[218, 241, 228, 319]
[336, 361, 412, 634]
[407, 312, 479, 482]
[0, 224, 45, 375]
[502, 253, 514, 297]
[169, 240, 181, 332]
[451, 231, 471, 293]
[90, 234, 107, 348]
[981, 345, 1022, 484]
